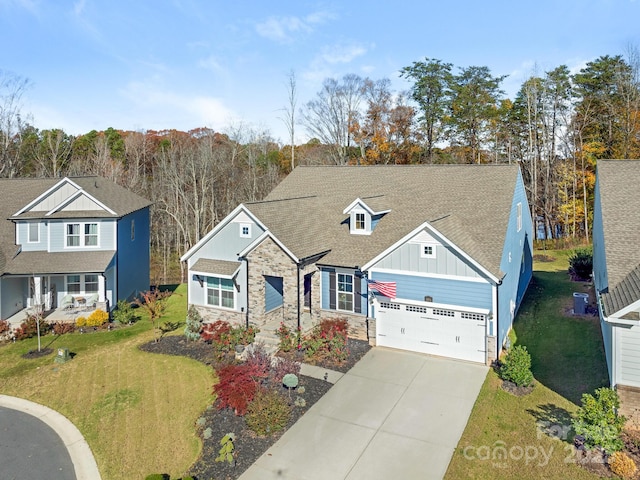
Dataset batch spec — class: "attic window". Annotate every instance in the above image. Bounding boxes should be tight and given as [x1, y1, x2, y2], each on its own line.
[355, 213, 365, 230]
[421, 244, 436, 259]
[240, 223, 251, 238]
[350, 211, 371, 235]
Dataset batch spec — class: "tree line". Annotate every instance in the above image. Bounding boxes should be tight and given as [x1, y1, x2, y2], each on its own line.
[1, 49, 639, 283]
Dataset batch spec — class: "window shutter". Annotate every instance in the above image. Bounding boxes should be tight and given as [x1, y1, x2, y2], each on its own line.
[329, 270, 336, 310]
[354, 272, 361, 314]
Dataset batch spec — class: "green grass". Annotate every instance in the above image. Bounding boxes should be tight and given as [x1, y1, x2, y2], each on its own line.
[0, 285, 213, 479]
[445, 249, 609, 479]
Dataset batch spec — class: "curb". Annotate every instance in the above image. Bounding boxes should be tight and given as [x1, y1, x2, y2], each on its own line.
[0, 395, 101, 480]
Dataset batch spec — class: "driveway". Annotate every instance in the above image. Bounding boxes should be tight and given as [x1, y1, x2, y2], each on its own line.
[239, 348, 488, 480]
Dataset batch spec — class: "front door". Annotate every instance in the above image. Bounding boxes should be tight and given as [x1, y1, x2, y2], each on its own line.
[303, 274, 312, 309]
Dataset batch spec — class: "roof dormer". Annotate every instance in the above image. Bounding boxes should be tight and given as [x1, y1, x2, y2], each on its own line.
[343, 197, 390, 235]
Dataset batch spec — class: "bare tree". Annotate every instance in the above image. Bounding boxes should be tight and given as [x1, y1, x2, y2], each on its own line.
[281, 70, 297, 171]
[0, 70, 31, 178]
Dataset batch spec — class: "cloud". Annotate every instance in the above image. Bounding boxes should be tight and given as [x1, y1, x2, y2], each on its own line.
[302, 42, 369, 83]
[198, 55, 225, 74]
[255, 11, 334, 43]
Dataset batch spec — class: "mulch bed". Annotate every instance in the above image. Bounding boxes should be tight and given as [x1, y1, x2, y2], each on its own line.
[139, 335, 371, 480]
[21, 347, 53, 359]
[500, 379, 534, 397]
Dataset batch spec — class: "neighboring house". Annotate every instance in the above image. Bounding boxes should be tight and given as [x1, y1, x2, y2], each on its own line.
[0, 176, 151, 320]
[181, 165, 533, 365]
[593, 160, 640, 391]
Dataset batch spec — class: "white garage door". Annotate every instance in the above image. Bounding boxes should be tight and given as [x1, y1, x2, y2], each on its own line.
[376, 301, 486, 363]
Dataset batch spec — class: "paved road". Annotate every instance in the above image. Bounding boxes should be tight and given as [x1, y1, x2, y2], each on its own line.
[0, 406, 76, 480]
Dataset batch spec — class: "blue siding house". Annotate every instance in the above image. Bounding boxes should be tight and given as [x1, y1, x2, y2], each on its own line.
[181, 165, 533, 365]
[593, 160, 640, 393]
[0, 177, 151, 321]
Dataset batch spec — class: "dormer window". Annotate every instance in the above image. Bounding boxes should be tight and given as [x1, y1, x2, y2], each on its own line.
[350, 210, 370, 235]
[343, 197, 390, 236]
[355, 213, 366, 231]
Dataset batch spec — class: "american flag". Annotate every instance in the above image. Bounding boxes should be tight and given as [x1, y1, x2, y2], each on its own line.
[367, 280, 397, 299]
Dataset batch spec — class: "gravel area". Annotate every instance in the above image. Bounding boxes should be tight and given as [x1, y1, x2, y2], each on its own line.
[139, 335, 371, 480]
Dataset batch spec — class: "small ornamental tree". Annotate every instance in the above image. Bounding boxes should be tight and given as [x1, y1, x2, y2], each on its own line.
[135, 288, 171, 342]
[213, 362, 268, 415]
[500, 345, 534, 387]
[184, 305, 202, 342]
[112, 299, 137, 325]
[573, 387, 626, 453]
[569, 247, 593, 281]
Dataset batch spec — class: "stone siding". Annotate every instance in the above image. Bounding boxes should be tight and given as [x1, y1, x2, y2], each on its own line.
[195, 305, 244, 327]
[319, 309, 369, 341]
[486, 335, 497, 366]
[617, 385, 640, 429]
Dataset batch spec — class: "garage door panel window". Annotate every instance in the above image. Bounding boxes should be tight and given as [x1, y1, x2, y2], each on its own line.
[337, 273, 353, 311]
[207, 276, 235, 309]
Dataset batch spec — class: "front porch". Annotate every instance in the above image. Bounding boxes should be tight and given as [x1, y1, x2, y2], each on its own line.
[5, 303, 101, 332]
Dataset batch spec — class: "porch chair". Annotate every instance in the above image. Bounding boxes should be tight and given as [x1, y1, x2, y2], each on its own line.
[60, 295, 75, 312]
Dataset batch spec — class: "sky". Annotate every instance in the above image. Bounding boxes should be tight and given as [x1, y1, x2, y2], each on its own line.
[1, 0, 640, 144]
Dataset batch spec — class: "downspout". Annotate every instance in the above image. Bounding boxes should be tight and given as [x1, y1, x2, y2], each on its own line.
[238, 256, 249, 329]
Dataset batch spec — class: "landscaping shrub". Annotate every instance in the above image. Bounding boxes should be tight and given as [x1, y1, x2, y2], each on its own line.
[245, 343, 271, 378]
[569, 247, 593, 280]
[52, 321, 76, 335]
[608, 451, 637, 478]
[276, 322, 300, 352]
[184, 305, 202, 341]
[202, 320, 258, 357]
[0, 319, 10, 335]
[112, 299, 137, 325]
[302, 318, 349, 362]
[14, 315, 51, 340]
[213, 363, 268, 415]
[86, 309, 109, 327]
[500, 345, 534, 387]
[215, 433, 236, 464]
[75, 316, 87, 327]
[245, 388, 291, 436]
[270, 356, 301, 385]
[573, 387, 626, 453]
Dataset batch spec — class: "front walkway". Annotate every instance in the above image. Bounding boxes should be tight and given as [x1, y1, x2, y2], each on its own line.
[240, 348, 488, 480]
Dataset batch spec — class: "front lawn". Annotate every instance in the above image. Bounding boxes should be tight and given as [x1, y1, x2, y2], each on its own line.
[0, 285, 213, 479]
[445, 249, 609, 479]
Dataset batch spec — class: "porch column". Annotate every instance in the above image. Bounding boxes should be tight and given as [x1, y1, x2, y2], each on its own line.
[33, 276, 42, 306]
[99, 275, 106, 302]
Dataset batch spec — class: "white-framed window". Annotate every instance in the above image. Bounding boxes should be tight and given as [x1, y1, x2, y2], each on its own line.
[355, 213, 365, 230]
[66, 222, 99, 248]
[239, 223, 251, 238]
[67, 275, 81, 294]
[337, 273, 353, 311]
[206, 276, 235, 309]
[421, 243, 437, 258]
[517, 202, 522, 232]
[85, 274, 99, 293]
[28, 222, 39, 243]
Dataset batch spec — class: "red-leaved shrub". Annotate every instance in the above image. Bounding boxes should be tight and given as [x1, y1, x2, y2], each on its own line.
[213, 362, 269, 415]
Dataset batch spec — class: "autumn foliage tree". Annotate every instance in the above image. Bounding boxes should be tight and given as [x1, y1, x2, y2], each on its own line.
[135, 288, 171, 342]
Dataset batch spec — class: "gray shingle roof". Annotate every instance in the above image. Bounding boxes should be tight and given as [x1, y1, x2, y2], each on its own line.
[245, 164, 521, 278]
[191, 258, 241, 277]
[3, 250, 116, 275]
[0, 177, 150, 276]
[597, 160, 640, 315]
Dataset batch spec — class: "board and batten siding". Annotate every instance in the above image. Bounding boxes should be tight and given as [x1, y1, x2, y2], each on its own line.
[48, 219, 116, 252]
[371, 271, 492, 310]
[617, 324, 640, 387]
[28, 183, 78, 211]
[187, 213, 265, 268]
[374, 237, 482, 279]
[16, 221, 48, 251]
[116, 208, 150, 302]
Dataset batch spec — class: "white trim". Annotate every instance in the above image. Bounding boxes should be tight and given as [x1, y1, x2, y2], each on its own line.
[13, 177, 81, 216]
[361, 222, 500, 284]
[420, 243, 436, 259]
[204, 276, 237, 311]
[342, 197, 391, 216]
[239, 223, 252, 238]
[607, 297, 640, 320]
[368, 267, 490, 283]
[373, 296, 490, 315]
[180, 205, 267, 262]
[191, 267, 241, 280]
[238, 230, 299, 263]
[45, 189, 116, 216]
[336, 271, 355, 313]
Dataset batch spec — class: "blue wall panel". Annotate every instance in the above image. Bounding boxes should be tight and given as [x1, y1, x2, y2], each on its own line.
[265, 275, 284, 312]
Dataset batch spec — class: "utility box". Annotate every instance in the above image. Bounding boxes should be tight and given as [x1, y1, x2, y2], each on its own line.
[573, 293, 589, 315]
[54, 347, 71, 364]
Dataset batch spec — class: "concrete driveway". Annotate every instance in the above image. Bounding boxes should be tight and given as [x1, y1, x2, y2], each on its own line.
[240, 348, 488, 480]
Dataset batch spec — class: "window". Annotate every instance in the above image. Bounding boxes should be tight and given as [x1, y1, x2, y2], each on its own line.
[67, 275, 81, 294]
[66, 222, 99, 247]
[337, 273, 353, 311]
[84, 223, 98, 246]
[240, 223, 251, 238]
[85, 274, 99, 293]
[517, 202, 522, 232]
[206, 277, 235, 309]
[421, 243, 436, 258]
[131, 219, 135, 241]
[28, 222, 39, 243]
[355, 213, 365, 230]
[66, 223, 80, 247]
